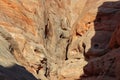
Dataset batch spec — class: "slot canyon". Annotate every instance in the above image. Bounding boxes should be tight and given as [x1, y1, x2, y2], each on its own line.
[0, 0, 120, 80]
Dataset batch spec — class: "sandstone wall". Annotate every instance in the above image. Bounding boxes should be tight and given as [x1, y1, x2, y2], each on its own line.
[0, 0, 120, 80]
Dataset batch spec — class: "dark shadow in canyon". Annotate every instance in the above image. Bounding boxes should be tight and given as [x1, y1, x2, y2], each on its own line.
[0, 64, 38, 80]
[84, 1, 120, 60]
[79, 1, 120, 80]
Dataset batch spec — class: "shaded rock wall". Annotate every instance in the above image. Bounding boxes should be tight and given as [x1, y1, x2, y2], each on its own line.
[0, 0, 120, 80]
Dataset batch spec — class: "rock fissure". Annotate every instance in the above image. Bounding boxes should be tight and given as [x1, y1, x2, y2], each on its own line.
[0, 0, 120, 80]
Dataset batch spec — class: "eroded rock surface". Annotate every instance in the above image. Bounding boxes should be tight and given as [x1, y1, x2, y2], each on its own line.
[0, 0, 120, 80]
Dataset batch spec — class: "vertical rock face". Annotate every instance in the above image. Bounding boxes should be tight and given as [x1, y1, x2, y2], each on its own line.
[77, 1, 120, 80]
[0, 0, 120, 80]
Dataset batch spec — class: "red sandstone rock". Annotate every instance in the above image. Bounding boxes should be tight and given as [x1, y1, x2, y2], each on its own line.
[0, 0, 120, 80]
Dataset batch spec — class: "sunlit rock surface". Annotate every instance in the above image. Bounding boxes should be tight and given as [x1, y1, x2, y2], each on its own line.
[0, 0, 120, 80]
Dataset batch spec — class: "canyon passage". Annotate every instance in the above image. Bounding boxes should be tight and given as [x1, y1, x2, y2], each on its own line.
[0, 0, 120, 80]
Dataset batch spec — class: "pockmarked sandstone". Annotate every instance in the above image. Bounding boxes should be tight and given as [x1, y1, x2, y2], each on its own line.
[0, 0, 120, 80]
